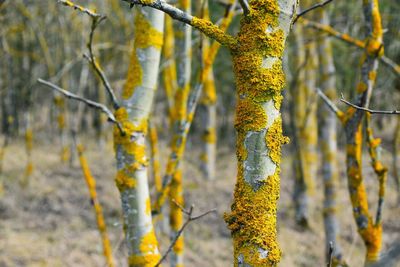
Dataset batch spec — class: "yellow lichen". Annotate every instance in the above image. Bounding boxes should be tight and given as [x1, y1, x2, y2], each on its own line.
[202, 128, 216, 144]
[235, 99, 267, 132]
[266, 118, 289, 164]
[128, 229, 160, 267]
[227, 1, 289, 265]
[192, 17, 237, 48]
[122, 10, 163, 99]
[115, 170, 136, 192]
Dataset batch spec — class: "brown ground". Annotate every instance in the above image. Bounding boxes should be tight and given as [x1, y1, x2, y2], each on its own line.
[0, 137, 399, 267]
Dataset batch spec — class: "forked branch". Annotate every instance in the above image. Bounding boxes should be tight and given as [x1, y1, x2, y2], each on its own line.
[154, 200, 216, 267]
[317, 88, 343, 118]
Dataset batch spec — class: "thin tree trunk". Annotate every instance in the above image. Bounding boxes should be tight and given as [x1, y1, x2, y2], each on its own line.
[392, 117, 400, 203]
[338, 0, 384, 263]
[113, 7, 164, 266]
[168, 1, 192, 265]
[291, 25, 309, 226]
[199, 0, 218, 181]
[316, 8, 345, 265]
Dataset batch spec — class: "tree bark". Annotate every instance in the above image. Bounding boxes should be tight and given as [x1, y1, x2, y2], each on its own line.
[113, 7, 164, 266]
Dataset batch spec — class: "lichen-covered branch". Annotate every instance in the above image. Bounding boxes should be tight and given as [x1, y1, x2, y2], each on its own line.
[339, 0, 384, 263]
[122, 0, 237, 49]
[365, 113, 388, 225]
[75, 141, 116, 267]
[302, 18, 400, 77]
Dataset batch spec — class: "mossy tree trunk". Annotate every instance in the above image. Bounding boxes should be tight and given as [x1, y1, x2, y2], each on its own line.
[113, 7, 164, 267]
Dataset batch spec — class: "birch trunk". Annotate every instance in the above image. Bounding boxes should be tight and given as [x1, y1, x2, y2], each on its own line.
[224, 1, 297, 266]
[113, 7, 164, 266]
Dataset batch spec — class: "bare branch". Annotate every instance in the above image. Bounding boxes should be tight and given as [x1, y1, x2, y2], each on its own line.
[154, 203, 216, 267]
[59, 0, 120, 109]
[340, 95, 400, 115]
[238, 0, 250, 16]
[122, 0, 237, 48]
[303, 19, 400, 77]
[58, 0, 102, 19]
[37, 79, 125, 134]
[317, 88, 342, 117]
[327, 241, 334, 267]
[293, 0, 334, 24]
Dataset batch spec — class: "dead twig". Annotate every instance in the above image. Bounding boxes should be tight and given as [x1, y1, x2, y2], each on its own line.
[154, 201, 216, 267]
[37, 79, 124, 134]
[340, 94, 400, 115]
[293, 0, 334, 24]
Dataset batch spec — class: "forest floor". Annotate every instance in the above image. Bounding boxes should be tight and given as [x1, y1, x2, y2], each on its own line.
[0, 136, 399, 267]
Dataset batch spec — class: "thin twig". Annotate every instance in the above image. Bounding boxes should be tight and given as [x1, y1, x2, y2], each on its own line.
[37, 78, 125, 134]
[327, 241, 334, 267]
[293, 0, 334, 24]
[317, 88, 342, 116]
[86, 17, 120, 109]
[154, 203, 216, 267]
[58, 0, 120, 109]
[340, 94, 400, 115]
[238, 0, 250, 16]
[58, 0, 102, 18]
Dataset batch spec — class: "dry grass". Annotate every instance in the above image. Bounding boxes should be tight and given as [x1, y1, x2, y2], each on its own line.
[0, 137, 399, 266]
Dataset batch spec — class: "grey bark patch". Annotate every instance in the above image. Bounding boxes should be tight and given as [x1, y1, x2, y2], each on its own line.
[243, 130, 276, 190]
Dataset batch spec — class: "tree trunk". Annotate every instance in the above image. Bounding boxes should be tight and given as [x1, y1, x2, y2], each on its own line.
[316, 8, 345, 265]
[113, 7, 164, 266]
[224, 1, 296, 266]
[169, 1, 192, 265]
